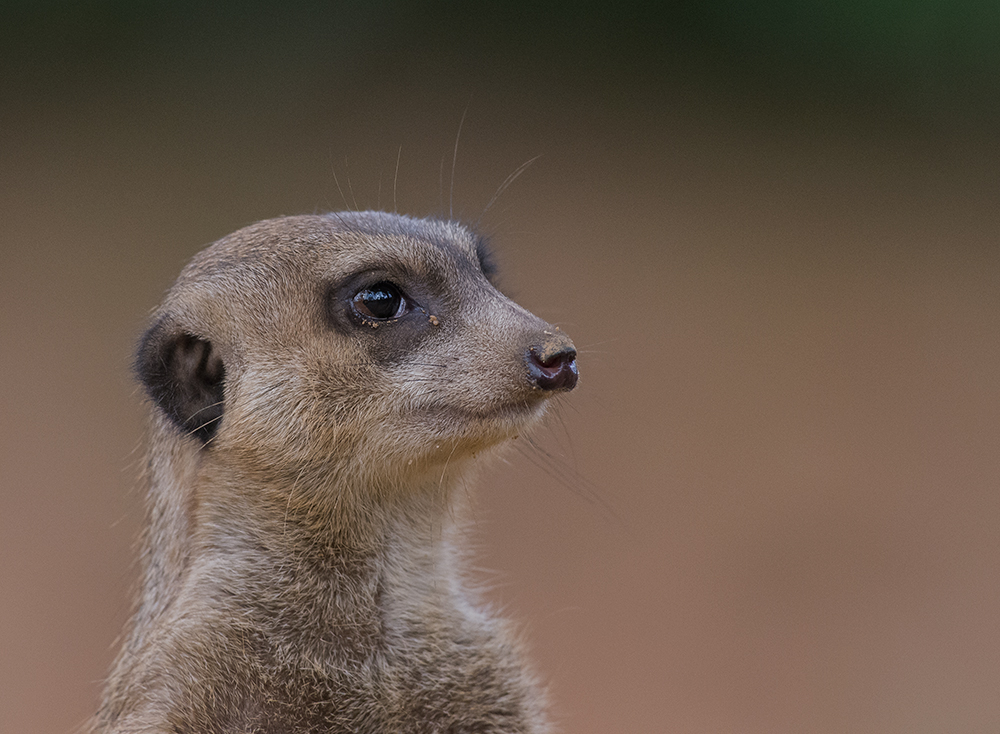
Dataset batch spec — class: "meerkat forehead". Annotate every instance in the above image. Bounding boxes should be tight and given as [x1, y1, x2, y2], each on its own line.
[160, 212, 499, 333]
[322, 212, 494, 295]
[179, 213, 489, 284]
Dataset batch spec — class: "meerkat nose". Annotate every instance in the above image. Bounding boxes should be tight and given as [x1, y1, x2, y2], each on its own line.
[527, 343, 579, 392]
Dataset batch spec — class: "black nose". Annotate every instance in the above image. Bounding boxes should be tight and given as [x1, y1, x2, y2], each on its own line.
[527, 345, 579, 392]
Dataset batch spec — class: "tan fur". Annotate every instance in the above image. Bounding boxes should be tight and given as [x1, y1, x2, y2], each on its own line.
[90, 212, 577, 733]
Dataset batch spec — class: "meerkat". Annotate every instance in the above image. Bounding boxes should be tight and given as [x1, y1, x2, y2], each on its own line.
[89, 212, 578, 734]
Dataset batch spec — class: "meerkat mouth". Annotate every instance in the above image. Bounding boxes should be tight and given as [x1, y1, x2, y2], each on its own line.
[413, 399, 550, 447]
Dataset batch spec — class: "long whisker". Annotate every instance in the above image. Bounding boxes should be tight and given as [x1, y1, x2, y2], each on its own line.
[187, 400, 225, 420]
[551, 407, 579, 470]
[450, 104, 469, 220]
[331, 164, 351, 212]
[477, 155, 541, 226]
[183, 412, 223, 439]
[344, 156, 360, 211]
[518, 432, 620, 526]
[393, 145, 402, 213]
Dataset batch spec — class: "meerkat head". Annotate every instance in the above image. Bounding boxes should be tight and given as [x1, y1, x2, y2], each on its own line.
[135, 212, 577, 494]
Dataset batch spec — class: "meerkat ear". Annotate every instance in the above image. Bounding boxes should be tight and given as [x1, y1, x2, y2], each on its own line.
[136, 317, 226, 444]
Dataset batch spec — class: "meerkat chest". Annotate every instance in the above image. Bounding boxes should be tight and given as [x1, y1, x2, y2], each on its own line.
[165, 614, 535, 733]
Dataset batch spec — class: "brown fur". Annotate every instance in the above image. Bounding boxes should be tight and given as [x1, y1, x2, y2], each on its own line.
[90, 212, 577, 733]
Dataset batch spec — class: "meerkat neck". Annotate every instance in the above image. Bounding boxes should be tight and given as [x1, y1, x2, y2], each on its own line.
[139, 432, 472, 650]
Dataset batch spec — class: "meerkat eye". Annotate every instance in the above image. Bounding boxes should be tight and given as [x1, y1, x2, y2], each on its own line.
[352, 281, 408, 320]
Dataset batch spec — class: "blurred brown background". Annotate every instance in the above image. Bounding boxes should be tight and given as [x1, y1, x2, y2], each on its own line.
[3, 3, 1000, 732]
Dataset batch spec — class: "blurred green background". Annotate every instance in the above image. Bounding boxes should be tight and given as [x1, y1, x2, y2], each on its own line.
[6, 0, 1000, 129]
[3, 3, 1000, 733]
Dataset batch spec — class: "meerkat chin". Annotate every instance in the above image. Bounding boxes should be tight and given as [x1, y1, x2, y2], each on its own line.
[90, 211, 578, 734]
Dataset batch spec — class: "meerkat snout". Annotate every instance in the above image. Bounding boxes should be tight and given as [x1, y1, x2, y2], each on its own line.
[527, 342, 578, 392]
[91, 211, 575, 734]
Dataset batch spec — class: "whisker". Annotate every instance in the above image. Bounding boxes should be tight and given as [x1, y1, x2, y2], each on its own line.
[187, 400, 225, 420]
[519, 433, 620, 526]
[551, 407, 579, 470]
[477, 155, 542, 226]
[331, 164, 351, 212]
[344, 156, 360, 211]
[183, 412, 224, 439]
[393, 145, 402, 213]
[450, 104, 469, 220]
